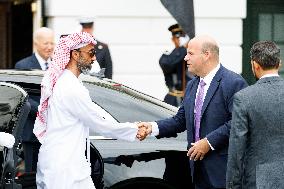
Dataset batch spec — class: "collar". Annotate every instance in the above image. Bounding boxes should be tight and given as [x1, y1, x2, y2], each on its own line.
[201, 63, 220, 85]
[260, 73, 279, 79]
[35, 52, 52, 70]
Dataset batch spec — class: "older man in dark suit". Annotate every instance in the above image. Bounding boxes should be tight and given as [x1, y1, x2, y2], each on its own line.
[227, 41, 284, 189]
[15, 27, 54, 71]
[14, 27, 55, 172]
[138, 35, 248, 189]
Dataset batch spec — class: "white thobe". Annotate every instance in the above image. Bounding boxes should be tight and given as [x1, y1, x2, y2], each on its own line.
[36, 70, 138, 189]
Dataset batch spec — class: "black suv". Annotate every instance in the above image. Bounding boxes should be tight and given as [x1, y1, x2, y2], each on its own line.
[0, 70, 193, 189]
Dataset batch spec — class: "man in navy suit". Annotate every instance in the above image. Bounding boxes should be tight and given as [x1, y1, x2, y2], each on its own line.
[14, 27, 55, 172]
[138, 35, 248, 189]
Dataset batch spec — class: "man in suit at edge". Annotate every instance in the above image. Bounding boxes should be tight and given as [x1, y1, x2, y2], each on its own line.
[137, 35, 248, 189]
[14, 27, 55, 172]
[226, 41, 284, 189]
[79, 17, 113, 79]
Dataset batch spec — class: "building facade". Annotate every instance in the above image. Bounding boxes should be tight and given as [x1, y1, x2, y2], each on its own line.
[0, 0, 283, 99]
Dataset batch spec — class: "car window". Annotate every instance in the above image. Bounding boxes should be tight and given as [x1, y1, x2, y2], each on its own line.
[85, 83, 176, 123]
[0, 72, 183, 139]
[85, 82, 187, 140]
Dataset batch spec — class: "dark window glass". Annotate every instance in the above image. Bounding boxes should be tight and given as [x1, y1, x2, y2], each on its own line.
[85, 83, 176, 123]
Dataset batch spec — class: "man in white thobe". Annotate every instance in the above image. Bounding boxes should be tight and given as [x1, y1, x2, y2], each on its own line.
[33, 32, 145, 189]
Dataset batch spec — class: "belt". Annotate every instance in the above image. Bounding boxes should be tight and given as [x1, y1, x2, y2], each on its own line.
[168, 89, 184, 97]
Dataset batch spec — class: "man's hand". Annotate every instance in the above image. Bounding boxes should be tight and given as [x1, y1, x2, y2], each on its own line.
[187, 138, 210, 161]
[136, 122, 152, 141]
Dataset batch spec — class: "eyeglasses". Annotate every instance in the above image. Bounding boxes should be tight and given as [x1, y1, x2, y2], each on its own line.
[75, 48, 96, 57]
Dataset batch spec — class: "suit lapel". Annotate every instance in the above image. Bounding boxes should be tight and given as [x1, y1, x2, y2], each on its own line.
[187, 78, 199, 130]
[201, 66, 223, 117]
[31, 53, 42, 69]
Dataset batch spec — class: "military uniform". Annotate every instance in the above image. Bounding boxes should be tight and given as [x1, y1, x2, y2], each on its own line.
[95, 40, 113, 79]
[79, 17, 113, 79]
[160, 24, 191, 107]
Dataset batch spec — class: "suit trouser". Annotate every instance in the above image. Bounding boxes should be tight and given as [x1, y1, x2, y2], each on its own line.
[194, 161, 225, 189]
[23, 141, 41, 172]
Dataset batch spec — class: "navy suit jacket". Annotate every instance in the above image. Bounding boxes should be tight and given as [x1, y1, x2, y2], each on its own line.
[15, 53, 42, 142]
[15, 53, 41, 70]
[156, 65, 248, 188]
[95, 40, 113, 79]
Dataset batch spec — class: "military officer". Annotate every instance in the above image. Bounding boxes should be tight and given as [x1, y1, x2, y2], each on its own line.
[159, 24, 192, 107]
[79, 17, 113, 79]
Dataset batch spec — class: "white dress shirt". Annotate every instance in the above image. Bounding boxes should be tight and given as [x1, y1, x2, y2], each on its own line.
[35, 52, 52, 70]
[36, 70, 138, 189]
[194, 63, 220, 113]
[260, 73, 279, 79]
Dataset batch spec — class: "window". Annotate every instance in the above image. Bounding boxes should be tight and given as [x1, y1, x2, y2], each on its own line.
[259, 13, 284, 76]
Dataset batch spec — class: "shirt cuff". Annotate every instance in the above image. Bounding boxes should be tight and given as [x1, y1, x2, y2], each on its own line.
[205, 137, 215, 150]
[150, 122, 159, 136]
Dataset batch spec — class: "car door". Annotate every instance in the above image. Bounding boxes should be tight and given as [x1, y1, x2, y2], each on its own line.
[0, 82, 30, 189]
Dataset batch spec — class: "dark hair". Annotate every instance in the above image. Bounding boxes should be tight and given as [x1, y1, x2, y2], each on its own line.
[250, 41, 280, 70]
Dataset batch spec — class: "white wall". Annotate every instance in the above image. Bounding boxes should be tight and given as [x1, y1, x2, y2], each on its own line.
[194, 0, 246, 74]
[45, 0, 246, 100]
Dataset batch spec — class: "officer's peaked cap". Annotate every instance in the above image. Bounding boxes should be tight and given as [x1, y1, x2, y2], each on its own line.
[79, 17, 94, 27]
[168, 24, 185, 37]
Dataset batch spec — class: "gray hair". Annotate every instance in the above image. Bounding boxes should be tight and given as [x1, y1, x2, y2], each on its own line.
[201, 42, 219, 60]
[33, 27, 54, 42]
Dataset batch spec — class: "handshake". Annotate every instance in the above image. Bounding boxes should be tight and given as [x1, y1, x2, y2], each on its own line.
[135, 122, 153, 141]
